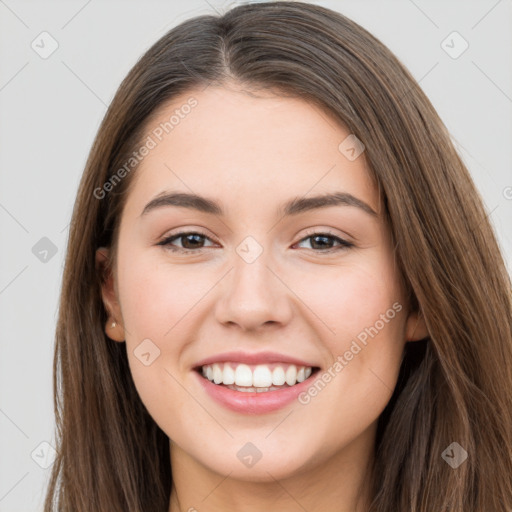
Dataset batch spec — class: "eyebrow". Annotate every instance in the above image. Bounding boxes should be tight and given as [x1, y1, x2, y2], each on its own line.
[140, 191, 377, 218]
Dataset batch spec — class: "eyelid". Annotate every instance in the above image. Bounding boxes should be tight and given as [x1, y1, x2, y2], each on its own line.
[300, 227, 351, 241]
[295, 228, 354, 251]
[157, 228, 217, 249]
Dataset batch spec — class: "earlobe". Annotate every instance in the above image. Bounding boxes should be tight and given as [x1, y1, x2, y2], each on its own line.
[405, 309, 429, 342]
[95, 247, 125, 342]
[105, 318, 125, 342]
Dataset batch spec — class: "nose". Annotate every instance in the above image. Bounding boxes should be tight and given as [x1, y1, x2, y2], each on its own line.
[214, 249, 293, 332]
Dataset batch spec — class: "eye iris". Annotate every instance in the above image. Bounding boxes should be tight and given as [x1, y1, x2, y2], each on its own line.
[310, 235, 334, 250]
[181, 234, 204, 249]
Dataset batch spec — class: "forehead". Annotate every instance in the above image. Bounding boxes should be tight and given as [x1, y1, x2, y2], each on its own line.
[123, 83, 379, 218]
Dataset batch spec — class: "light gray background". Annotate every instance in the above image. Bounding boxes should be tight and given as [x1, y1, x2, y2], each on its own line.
[1, 0, 511, 510]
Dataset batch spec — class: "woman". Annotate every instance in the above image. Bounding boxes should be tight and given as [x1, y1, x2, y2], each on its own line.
[44, 2, 512, 511]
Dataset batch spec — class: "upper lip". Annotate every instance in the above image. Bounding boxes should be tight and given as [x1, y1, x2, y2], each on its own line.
[193, 351, 319, 369]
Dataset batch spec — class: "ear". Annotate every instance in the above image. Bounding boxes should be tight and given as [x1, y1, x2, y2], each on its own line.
[404, 309, 429, 342]
[95, 247, 125, 342]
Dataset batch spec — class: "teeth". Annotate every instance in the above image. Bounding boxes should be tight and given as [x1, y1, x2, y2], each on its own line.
[285, 365, 297, 386]
[223, 363, 235, 385]
[272, 366, 286, 385]
[234, 364, 253, 386]
[227, 384, 286, 392]
[213, 363, 223, 384]
[200, 362, 315, 388]
[253, 365, 273, 387]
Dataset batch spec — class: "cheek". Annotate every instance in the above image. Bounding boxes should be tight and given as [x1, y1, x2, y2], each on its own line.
[293, 255, 406, 421]
[115, 250, 204, 413]
[117, 250, 212, 340]
[292, 253, 403, 346]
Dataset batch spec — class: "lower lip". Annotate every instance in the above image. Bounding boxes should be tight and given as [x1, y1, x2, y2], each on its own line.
[194, 369, 319, 414]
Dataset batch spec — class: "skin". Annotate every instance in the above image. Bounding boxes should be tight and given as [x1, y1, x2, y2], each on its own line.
[97, 82, 428, 512]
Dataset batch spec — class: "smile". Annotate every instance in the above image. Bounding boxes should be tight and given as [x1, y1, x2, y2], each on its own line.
[199, 362, 315, 391]
[194, 356, 321, 413]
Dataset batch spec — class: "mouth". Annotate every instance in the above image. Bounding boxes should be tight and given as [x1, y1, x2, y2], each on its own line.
[194, 362, 321, 393]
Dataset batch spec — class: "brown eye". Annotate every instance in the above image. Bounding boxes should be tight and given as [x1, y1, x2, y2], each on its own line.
[295, 232, 353, 253]
[157, 231, 215, 252]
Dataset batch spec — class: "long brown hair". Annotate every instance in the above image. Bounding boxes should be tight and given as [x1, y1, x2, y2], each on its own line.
[44, 2, 512, 510]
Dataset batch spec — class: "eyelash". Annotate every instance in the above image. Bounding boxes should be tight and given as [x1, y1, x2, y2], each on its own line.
[156, 229, 354, 254]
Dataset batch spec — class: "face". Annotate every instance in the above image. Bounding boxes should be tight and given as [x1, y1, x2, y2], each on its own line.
[98, 82, 426, 482]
